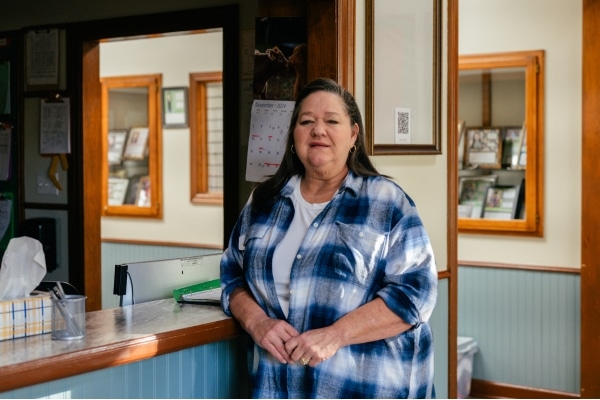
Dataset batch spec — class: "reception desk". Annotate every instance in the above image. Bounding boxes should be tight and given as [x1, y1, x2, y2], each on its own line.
[0, 299, 247, 397]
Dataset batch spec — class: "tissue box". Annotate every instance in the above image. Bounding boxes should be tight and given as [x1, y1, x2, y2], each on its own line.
[0, 292, 52, 341]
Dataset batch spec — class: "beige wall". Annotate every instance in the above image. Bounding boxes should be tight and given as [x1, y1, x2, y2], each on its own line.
[458, 0, 582, 269]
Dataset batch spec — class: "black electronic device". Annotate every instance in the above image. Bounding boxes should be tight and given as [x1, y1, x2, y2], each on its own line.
[21, 217, 57, 272]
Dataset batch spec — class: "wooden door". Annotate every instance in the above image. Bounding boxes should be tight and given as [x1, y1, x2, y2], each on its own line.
[580, 0, 600, 397]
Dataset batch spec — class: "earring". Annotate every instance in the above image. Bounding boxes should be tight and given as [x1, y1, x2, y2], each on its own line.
[349, 145, 356, 154]
[291, 145, 296, 154]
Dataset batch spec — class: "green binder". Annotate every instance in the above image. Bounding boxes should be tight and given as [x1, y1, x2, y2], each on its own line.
[173, 278, 221, 305]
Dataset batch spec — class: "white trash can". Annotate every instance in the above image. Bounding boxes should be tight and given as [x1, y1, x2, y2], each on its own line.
[457, 336, 478, 398]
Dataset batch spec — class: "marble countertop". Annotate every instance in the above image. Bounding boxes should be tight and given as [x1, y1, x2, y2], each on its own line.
[0, 298, 242, 392]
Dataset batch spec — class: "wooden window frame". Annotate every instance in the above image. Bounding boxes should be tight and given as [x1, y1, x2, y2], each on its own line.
[189, 71, 223, 205]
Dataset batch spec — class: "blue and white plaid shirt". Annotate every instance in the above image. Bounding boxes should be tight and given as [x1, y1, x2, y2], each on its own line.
[221, 171, 438, 398]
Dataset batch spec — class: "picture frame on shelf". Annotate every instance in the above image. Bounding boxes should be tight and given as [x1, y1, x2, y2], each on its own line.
[482, 184, 523, 220]
[135, 175, 151, 207]
[162, 87, 188, 128]
[122, 127, 149, 160]
[458, 175, 498, 219]
[516, 124, 527, 169]
[502, 126, 524, 169]
[458, 120, 466, 169]
[107, 129, 128, 165]
[464, 127, 503, 169]
[124, 175, 141, 205]
[107, 177, 129, 206]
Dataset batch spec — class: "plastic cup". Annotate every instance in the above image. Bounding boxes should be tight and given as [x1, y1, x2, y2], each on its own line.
[51, 294, 87, 340]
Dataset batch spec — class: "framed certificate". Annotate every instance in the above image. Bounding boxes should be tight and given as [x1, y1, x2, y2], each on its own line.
[162, 87, 188, 128]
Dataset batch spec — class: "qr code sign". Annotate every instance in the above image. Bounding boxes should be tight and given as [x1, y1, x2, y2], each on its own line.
[395, 108, 410, 144]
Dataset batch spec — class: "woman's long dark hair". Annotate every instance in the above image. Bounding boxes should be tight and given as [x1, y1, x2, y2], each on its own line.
[251, 77, 380, 214]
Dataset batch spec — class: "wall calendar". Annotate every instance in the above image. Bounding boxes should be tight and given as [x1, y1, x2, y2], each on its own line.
[245, 100, 294, 182]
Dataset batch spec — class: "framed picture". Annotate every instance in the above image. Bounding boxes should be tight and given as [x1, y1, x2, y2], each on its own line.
[501, 126, 524, 168]
[162, 87, 188, 128]
[464, 128, 503, 169]
[122, 127, 149, 160]
[123, 176, 141, 205]
[107, 177, 129, 206]
[458, 120, 466, 169]
[107, 129, 128, 165]
[517, 124, 527, 169]
[458, 175, 498, 218]
[135, 175, 151, 207]
[482, 185, 522, 220]
[365, 0, 442, 155]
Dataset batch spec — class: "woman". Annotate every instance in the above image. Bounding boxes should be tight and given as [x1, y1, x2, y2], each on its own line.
[220, 78, 437, 398]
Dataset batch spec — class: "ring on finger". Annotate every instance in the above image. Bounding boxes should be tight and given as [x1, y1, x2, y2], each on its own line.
[301, 357, 309, 366]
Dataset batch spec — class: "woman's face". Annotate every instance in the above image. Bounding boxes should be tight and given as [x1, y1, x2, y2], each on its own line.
[293, 91, 358, 180]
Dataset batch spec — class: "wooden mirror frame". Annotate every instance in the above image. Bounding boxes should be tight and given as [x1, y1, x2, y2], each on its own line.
[365, 0, 442, 155]
[101, 74, 163, 219]
[458, 50, 544, 236]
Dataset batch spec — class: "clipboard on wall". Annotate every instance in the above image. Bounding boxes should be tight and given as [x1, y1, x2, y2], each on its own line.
[26, 29, 60, 90]
[40, 95, 71, 155]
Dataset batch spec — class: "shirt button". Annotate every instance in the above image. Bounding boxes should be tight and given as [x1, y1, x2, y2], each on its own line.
[313, 222, 318, 228]
[289, 289, 294, 295]
[296, 254, 302, 260]
[359, 231, 365, 238]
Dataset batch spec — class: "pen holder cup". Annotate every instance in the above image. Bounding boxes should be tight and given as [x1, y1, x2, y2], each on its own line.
[51, 294, 87, 340]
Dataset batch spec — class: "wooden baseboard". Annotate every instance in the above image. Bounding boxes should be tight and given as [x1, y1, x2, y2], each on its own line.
[470, 379, 580, 399]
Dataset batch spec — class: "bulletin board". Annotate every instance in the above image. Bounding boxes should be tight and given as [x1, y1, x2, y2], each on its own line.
[0, 31, 19, 258]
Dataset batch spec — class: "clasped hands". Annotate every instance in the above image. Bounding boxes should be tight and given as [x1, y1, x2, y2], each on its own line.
[249, 315, 340, 367]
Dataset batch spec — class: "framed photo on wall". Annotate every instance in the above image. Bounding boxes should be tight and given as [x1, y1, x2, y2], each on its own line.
[162, 87, 188, 128]
[464, 127, 503, 169]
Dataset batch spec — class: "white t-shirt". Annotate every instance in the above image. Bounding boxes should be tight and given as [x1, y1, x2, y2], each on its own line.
[272, 175, 330, 317]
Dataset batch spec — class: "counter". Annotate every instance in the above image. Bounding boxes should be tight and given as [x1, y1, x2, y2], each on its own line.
[0, 299, 244, 393]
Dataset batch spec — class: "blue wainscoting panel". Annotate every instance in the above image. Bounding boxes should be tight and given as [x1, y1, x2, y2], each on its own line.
[430, 277, 449, 399]
[1, 338, 249, 399]
[458, 266, 580, 394]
